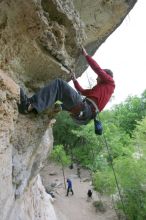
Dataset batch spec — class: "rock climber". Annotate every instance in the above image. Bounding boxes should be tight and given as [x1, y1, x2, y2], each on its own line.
[18, 47, 115, 125]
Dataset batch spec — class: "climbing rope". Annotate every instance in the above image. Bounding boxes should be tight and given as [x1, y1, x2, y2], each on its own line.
[101, 133, 127, 218]
[85, 67, 127, 218]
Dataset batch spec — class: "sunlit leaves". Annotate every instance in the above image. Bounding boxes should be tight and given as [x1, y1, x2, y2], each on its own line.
[50, 144, 71, 166]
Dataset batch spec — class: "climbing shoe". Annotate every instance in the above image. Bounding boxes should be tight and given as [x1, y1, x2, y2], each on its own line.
[18, 88, 30, 114]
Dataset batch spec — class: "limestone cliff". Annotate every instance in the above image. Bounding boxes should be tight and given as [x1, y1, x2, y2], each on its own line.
[0, 0, 137, 219]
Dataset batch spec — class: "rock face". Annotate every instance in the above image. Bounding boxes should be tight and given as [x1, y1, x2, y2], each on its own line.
[0, 69, 56, 219]
[0, 0, 137, 219]
[0, 0, 137, 85]
[9, 175, 57, 220]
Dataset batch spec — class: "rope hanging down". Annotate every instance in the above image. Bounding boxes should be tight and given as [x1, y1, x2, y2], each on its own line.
[85, 67, 127, 218]
[101, 134, 127, 218]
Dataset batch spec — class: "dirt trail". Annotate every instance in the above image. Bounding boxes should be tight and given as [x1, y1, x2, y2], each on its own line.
[41, 163, 118, 220]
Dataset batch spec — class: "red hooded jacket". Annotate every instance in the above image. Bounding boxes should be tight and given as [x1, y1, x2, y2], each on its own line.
[73, 55, 115, 112]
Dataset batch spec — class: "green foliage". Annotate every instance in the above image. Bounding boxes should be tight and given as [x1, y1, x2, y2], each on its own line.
[113, 92, 146, 136]
[93, 167, 115, 195]
[71, 121, 103, 168]
[50, 144, 71, 189]
[114, 156, 146, 219]
[50, 144, 71, 167]
[54, 112, 103, 170]
[101, 110, 133, 160]
[92, 115, 146, 219]
[53, 111, 79, 150]
[52, 90, 146, 219]
[132, 117, 146, 154]
[91, 92, 146, 219]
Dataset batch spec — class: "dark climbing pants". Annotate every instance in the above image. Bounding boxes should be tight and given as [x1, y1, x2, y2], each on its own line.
[29, 79, 93, 124]
[66, 187, 74, 196]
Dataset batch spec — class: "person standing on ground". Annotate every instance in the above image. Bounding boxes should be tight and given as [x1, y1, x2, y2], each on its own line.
[87, 189, 92, 202]
[66, 178, 74, 196]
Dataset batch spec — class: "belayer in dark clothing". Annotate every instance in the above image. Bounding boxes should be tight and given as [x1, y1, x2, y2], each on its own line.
[87, 189, 93, 202]
[87, 189, 92, 198]
[66, 178, 74, 196]
[18, 47, 115, 125]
